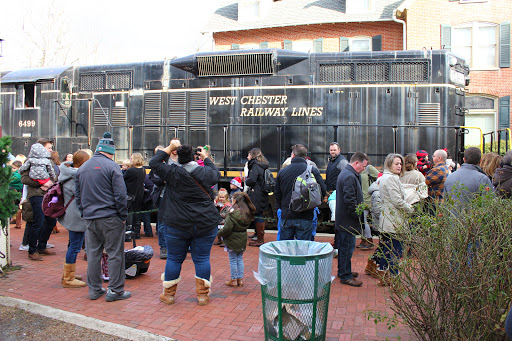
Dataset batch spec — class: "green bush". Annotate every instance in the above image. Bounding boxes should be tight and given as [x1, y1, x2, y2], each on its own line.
[385, 192, 512, 340]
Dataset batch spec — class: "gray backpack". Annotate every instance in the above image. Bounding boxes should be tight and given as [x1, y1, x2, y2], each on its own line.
[289, 164, 322, 212]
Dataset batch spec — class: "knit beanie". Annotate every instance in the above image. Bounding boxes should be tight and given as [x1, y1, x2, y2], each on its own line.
[96, 132, 116, 155]
[416, 150, 428, 159]
[230, 176, 243, 189]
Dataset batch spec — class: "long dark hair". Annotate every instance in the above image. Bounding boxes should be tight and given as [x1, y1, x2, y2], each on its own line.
[231, 192, 256, 222]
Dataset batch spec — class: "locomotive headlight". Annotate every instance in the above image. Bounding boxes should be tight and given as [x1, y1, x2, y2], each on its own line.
[450, 68, 465, 86]
[449, 56, 458, 67]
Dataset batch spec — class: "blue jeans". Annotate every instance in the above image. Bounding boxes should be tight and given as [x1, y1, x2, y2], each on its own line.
[28, 196, 57, 254]
[65, 230, 85, 263]
[228, 251, 244, 279]
[337, 230, 356, 280]
[378, 233, 403, 275]
[280, 218, 313, 241]
[141, 212, 152, 235]
[163, 223, 217, 281]
[157, 220, 166, 249]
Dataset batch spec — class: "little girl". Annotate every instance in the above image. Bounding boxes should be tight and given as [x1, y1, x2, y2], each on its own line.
[218, 192, 256, 287]
[214, 189, 231, 246]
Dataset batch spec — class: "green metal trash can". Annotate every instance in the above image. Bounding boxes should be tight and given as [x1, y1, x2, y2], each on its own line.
[256, 240, 334, 340]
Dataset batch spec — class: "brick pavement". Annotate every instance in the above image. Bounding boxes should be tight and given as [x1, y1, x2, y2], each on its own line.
[0, 223, 416, 341]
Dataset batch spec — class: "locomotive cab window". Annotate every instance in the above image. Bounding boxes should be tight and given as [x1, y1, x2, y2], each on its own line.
[16, 83, 37, 108]
[60, 78, 72, 107]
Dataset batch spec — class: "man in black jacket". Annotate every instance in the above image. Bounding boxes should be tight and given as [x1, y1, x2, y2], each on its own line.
[275, 144, 326, 240]
[76, 132, 130, 302]
[336, 152, 368, 287]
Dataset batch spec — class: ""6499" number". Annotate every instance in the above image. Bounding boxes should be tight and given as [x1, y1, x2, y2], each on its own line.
[18, 120, 36, 128]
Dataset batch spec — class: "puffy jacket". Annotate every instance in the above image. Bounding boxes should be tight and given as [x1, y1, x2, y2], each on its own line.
[149, 150, 221, 233]
[245, 158, 269, 216]
[57, 162, 86, 232]
[217, 209, 251, 253]
[76, 152, 128, 221]
[326, 154, 349, 192]
[368, 179, 381, 227]
[335, 164, 363, 234]
[493, 164, 512, 198]
[379, 170, 412, 234]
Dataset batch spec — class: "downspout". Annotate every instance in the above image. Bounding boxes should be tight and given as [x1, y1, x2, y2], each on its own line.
[393, 9, 407, 50]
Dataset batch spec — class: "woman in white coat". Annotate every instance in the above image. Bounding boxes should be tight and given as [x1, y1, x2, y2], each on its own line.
[378, 154, 413, 286]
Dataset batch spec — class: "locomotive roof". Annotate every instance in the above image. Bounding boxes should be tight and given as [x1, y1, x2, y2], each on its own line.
[202, 0, 405, 33]
[1, 66, 71, 83]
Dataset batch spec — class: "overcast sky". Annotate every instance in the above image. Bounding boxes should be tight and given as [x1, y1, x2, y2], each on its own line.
[0, 0, 224, 70]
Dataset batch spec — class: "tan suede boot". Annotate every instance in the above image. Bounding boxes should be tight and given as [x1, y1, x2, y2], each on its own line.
[160, 273, 180, 305]
[225, 278, 238, 286]
[195, 275, 212, 306]
[62, 263, 86, 288]
[376, 269, 392, 287]
[249, 222, 265, 247]
[364, 258, 378, 278]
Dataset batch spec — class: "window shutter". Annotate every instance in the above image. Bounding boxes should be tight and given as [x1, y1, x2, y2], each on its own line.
[340, 37, 349, 52]
[500, 21, 511, 68]
[314, 38, 323, 53]
[441, 24, 452, 51]
[231, 43, 240, 50]
[499, 96, 511, 132]
[372, 35, 382, 51]
[259, 41, 269, 49]
[283, 40, 292, 50]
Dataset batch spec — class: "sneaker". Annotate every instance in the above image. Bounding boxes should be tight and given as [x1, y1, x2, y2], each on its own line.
[160, 248, 167, 259]
[19, 244, 29, 251]
[105, 289, 131, 302]
[89, 288, 107, 300]
[28, 253, 43, 261]
[46, 243, 54, 248]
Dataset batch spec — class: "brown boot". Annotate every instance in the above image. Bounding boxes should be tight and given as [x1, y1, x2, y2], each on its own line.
[160, 274, 180, 305]
[237, 278, 244, 287]
[62, 263, 86, 288]
[28, 253, 43, 261]
[249, 222, 265, 247]
[225, 278, 238, 287]
[377, 269, 392, 287]
[195, 275, 212, 306]
[15, 210, 22, 229]
[364, 258, 378, 278]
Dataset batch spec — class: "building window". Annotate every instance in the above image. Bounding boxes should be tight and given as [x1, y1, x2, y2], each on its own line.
[292, 40, 314, 53]
[350, 37, 372, 51]
[346, 0, 372, 13]
[16, 83, 37, 109]
[452, 22, 498, 69]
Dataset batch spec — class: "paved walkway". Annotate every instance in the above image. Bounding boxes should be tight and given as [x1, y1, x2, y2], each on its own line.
[1, 223, 415, 341]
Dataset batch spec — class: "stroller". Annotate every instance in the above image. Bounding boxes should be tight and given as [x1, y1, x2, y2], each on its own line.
[101, 230, 153, 280]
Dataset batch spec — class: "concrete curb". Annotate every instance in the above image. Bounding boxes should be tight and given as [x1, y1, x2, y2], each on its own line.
[0, 296, 174, 341]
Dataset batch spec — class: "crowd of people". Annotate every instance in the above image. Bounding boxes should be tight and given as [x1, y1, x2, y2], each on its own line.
[7, 133, 512, 304]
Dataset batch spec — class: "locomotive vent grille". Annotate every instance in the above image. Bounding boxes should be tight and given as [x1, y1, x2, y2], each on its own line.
[197, 53, 274, 77]
[144, 93, 161, 132]
[106, 71, 133, 90]
[319, 64, 353, 82]
[93, 107, 109, 126]
[189, 92, 207, 131]
[418, 103, 441, 125]
[168, 92, 186, 131]
[81, 74, 105, 91]
[319, 61, 429, 83]
[111, 107, 127, 126]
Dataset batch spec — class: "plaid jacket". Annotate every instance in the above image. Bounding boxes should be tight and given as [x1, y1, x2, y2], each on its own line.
[425, 162, 450, 202]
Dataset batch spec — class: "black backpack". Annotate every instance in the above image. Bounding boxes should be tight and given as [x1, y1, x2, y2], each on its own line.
[262, 169, 276, 194]
[289, 164, 322, 212]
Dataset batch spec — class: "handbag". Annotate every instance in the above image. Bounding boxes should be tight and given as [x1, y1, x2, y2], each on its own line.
[126, 193, 136, 210]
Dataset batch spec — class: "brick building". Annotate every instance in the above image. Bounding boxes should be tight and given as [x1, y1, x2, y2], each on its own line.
[202, 0, 511, 144]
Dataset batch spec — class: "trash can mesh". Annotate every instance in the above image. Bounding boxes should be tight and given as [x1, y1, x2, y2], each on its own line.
[257, 240, 333, 341]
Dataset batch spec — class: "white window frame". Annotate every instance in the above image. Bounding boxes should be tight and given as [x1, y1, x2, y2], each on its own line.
[350, 37, 372, 52]
[238, 0, 260, 22]
[15, 83, 38, 109]
[452, 21, 499, 70]
[292, 40, 314, 53]
[346, 0, 373, 14]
